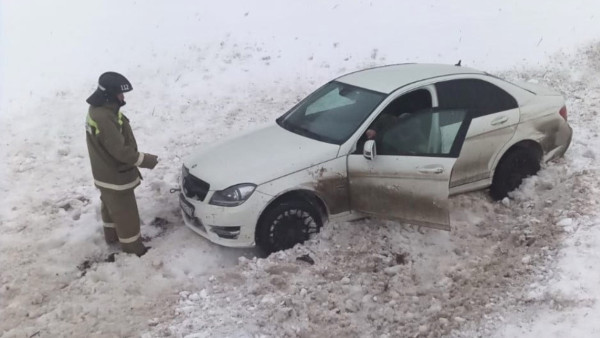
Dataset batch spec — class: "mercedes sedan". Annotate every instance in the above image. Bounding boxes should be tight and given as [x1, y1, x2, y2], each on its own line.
[179, 63, 572, 253]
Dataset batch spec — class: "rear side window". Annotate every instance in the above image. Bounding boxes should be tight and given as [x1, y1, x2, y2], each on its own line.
[435, 79, 518, 117]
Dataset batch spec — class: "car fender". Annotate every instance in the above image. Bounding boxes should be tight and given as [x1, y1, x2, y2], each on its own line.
[491, 93, 569, 171]
[255, 155, 350, 219]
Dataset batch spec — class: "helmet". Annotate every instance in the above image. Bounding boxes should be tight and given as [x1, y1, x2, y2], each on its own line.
[86, 71, 133, 106]
[98, 72, 132, 94]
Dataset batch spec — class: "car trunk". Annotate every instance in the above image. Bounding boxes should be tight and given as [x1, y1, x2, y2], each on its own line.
[513, 81, 561, 96]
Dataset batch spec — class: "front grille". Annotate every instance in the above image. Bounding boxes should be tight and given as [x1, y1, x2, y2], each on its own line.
[182, 166, 210, 201]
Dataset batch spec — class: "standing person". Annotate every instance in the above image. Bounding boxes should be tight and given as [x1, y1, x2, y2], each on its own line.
[85, 72, 158, 256]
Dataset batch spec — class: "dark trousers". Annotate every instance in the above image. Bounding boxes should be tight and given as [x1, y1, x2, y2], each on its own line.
[99, 188, 146, 256]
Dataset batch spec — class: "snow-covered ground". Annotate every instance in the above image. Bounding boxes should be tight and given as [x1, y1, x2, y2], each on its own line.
[1, 1, 600, 337]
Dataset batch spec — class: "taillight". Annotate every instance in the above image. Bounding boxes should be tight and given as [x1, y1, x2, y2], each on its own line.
[559, 106, 567, 121]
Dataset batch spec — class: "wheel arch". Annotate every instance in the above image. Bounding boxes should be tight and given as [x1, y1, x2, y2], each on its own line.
[493, 139, 543, 175]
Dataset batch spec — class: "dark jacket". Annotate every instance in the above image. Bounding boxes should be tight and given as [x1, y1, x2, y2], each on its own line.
[86, 101, 143, 190]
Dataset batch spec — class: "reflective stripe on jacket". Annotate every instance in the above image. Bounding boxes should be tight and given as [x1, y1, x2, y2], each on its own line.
[86, 101, 142, 190]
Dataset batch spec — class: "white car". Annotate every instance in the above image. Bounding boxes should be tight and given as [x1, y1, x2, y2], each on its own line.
[179, 63, 572, 253]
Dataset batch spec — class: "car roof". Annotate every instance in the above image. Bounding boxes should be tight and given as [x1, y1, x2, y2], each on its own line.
[335, 63, 485, 94]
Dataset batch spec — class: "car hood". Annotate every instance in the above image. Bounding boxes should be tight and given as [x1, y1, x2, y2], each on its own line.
[184, 123, 340, 191]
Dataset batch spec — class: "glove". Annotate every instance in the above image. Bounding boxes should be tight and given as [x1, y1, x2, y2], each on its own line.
[139, 153, 158, 169]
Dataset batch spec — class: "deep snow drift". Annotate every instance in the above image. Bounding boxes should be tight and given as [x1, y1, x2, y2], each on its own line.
[2, 1, 600, 338]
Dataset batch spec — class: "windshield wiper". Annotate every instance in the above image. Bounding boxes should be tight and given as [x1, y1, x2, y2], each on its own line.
[291, 124, 338, 144]
[277, 118, 338, 144]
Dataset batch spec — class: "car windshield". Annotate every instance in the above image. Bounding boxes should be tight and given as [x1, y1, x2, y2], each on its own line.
[277, 81, 385, 144]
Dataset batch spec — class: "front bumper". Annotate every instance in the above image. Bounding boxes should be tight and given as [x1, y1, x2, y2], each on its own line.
[179, 189, 271, 248]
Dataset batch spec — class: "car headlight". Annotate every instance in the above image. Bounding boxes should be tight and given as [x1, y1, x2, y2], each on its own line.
[209, 183, 256, 207]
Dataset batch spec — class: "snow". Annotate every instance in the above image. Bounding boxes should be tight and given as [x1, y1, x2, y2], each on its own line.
[2, 1, 600, 337]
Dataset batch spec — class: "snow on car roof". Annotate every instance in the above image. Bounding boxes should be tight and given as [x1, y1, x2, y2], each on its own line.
[336, 63, 485, 94]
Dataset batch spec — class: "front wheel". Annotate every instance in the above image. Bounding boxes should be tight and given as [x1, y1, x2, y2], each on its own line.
[490, 147, 541, 200]
[256, 200, 322, 254]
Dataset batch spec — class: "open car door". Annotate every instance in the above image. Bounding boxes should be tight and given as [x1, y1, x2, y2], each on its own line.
[348, 108, 471, 230]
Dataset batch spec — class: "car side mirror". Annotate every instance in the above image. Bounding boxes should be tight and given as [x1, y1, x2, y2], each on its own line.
[363, 140, 376, 160]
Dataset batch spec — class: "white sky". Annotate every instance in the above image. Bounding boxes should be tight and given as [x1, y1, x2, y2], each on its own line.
[2, 0, 600, 110]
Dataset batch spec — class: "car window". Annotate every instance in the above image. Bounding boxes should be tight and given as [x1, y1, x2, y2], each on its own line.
[435, 79, 517, 116]
[379, 89, 432, 116]
[305, 88, 355, 115]
[377, 108, 470, 158]
[278, 82, 385, 144]
[355, 89, 432, 154]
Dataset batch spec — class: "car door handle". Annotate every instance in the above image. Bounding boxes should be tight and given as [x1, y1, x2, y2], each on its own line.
[491, 116, 509, 126]
[418, 166, 444, 174]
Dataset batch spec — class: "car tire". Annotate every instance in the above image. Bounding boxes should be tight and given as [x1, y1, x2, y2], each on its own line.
[256, 200, 322, 254]
[490, 147, 541, 200]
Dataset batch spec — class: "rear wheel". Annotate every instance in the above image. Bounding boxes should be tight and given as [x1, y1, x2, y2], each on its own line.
[490, 147, 541, 200]
[256, 200, 322, 255]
